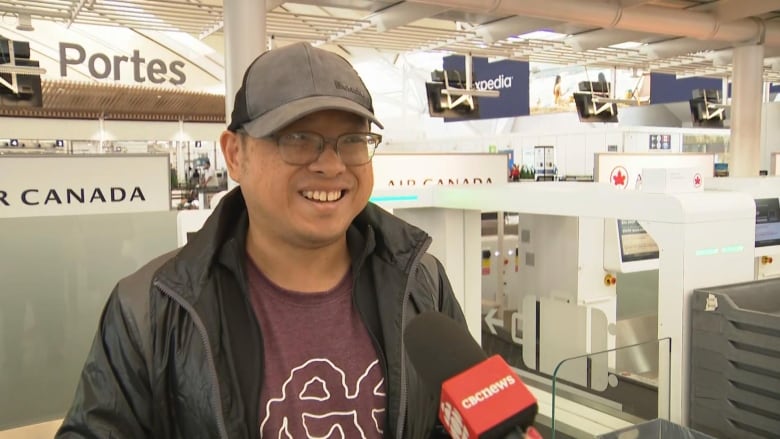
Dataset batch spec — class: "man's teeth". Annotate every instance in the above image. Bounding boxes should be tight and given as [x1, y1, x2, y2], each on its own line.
[302, 190, 343, 202]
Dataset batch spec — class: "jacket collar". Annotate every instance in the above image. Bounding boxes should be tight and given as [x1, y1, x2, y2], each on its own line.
[173, 187, 431, 300]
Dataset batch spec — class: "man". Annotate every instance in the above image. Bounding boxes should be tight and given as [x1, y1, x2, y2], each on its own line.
[56, 42, 466, 438]
[202, 158, 218, 187]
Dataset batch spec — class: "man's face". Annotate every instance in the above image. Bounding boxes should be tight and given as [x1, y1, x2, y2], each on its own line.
[221, 110, 374, 249]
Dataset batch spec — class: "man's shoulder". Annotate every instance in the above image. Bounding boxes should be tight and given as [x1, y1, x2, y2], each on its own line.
[115, 248, 180, 306]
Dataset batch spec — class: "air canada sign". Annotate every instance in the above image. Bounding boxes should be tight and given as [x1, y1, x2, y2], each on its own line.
[0, 186, 146, 207]
[387, 177, 493, 186]
[372, 154, 507, 190]
[0, 155, 170, 219]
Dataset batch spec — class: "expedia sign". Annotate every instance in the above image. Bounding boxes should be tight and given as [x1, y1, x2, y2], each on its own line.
[443, 55, 529, 120]
[475, 74, 514, 91]
[373, 153, 507, 190]
[0, 155, 170, 218]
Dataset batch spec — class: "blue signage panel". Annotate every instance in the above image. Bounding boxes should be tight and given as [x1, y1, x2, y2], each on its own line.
[650, 73, 722, 104]
[442, 55, 530, 120]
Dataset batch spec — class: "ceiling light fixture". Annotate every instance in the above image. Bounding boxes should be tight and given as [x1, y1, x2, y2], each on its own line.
[609, 41, 644, 50]
[514, 30, 569, 41]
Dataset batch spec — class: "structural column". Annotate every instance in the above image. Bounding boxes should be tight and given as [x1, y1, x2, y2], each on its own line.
[223, 0, 266, 189]
[223, 0, 266, 121]
[729, 44, 765, 176]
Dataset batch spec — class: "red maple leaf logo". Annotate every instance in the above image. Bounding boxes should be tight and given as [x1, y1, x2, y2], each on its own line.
[694, 174, 702, 187]
[609, 166, 629, 188]
[613, 170, 626, 186]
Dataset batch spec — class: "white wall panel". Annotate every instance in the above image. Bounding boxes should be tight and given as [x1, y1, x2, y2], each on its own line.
[557, 134, 579, 177]
[761, 102, 780, 171]
[0, 118, 224, 143]
[102, 120, 180, 141]
[180, 123, 224, 142]
[0, 117, 100, 140]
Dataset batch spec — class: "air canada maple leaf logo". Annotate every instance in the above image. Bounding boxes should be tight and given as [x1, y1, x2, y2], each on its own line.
[610, 166, 629, 189]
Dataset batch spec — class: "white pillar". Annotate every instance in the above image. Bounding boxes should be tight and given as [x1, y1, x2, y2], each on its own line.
[223, 0, 266, 120]
[611, 67, 617, 99]
[223, 0, 266, 190]
[730, 44, 765, 177]
[764, 81, 771, 103]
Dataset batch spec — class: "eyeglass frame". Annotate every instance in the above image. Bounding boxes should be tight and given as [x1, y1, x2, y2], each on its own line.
[236, 129, 382, 166]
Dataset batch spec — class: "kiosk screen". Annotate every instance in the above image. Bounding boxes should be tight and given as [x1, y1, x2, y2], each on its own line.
[617, 219, 660, 262]
[755, 198, 780, 247]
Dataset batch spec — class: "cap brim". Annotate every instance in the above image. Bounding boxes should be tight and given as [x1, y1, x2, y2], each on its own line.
[241, 96, 383, 138]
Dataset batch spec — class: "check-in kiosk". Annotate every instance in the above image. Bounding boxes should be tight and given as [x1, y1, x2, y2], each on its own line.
[705, 176, 780, 280]
[377, 181, 754, 436]
[597, 153, 714, 393]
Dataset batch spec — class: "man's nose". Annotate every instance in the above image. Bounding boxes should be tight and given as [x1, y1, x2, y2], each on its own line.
[310, 140, 346, 171]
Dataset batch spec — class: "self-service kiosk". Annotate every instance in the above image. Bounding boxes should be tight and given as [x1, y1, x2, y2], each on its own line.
[379, 182, 755, 437]
[705, 176, 780, 280]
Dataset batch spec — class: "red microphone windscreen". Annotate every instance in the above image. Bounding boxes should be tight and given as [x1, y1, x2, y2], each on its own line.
[441, 355, 537, 439]
[404, 312, 537, 438]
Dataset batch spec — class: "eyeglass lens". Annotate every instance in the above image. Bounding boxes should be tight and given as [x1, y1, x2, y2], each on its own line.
[278, 132, 379, 165]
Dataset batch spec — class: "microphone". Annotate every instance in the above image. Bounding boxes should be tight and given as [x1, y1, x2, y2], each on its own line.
[404, 312, 538, 439]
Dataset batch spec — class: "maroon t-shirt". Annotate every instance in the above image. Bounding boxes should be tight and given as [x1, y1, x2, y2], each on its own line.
[246, 256, 387, 438]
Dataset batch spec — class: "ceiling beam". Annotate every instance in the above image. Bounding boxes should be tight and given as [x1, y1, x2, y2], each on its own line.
[406, 0, 780, 48]
[766, 57, 780, 71]
[369, 2, 449, 32]
[640, 38, 733, 59]
[198, 0, 286, 39]
[319, 21, 373, 45]
[566, 29, 651, 51]
[267, 0, 286, 9]
[68, 0, 88, 28]
[198, 20, 223, 39]
[715, 0, 780, 22]
[475, 16, 561, 43]
[578, 49, 637, 67]
[0, 5, 69, 20]
[416, 33, 477, 52]
[620, 0, 652, 7]
[650, 54, 709, 69]
[675, 67, 731, 79]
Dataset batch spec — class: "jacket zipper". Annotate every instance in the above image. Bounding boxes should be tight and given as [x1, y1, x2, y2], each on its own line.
[394, 238, 432, 439]
[350, 251, 391, 437]
[154, 280, 229, 439]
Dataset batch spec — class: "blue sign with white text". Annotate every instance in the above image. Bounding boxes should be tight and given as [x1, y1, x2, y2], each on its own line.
[442, 55, 530, 121]
[769, 83, 780, 102]
[650, 73, 723, 104]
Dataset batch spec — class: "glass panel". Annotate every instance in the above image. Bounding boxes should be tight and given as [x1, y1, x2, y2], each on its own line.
[682, 133, 730, 165]
[540, 299, 589, 386]
[550, 337, 672, 439]
[0, 211, 178, 430]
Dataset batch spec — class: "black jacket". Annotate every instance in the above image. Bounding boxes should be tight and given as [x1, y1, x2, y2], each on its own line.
[57, 188, 467, 439]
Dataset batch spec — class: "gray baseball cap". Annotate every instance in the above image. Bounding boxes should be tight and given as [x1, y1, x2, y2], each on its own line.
[228, 42, 383, 137]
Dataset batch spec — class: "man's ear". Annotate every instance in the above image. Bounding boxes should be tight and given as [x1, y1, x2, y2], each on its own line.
[220, 130, 242, 183]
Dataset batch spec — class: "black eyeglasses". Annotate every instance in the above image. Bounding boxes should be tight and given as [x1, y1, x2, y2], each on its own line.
[262, 131, 382, 166]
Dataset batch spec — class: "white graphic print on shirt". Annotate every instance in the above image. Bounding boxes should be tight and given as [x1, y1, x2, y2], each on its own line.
[260, 358, 386, 438]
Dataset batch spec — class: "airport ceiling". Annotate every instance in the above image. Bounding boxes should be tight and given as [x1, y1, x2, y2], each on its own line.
[3, 0, 780, 82]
